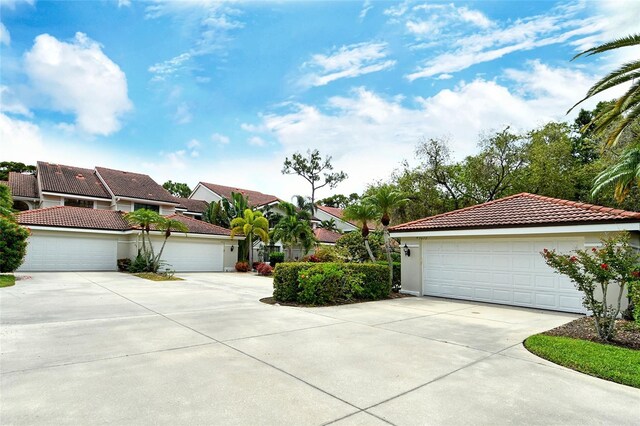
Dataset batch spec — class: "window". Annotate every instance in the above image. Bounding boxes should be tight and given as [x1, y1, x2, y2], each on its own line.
[134, 203, 160, 213]
[64, 198, 94, 208]
[12, 200, 30, 211]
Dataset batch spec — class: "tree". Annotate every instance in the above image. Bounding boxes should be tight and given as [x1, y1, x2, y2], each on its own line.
[0, 188, 29, 273]
[162, 180, 192, 198]
[365, 185, 408, 292]
[318, 218, 340, 233]
[343, 202, 379, 262]
[569, 33, 640, 146]
[1, 184, 14, 218]
[153, 217, 189, 271]
[203, 192, 249, 228]
[282, 149, 348, 213]
[415, 137, 465, 209]
[317, 193, 360, 208]
[0, 162, 36, 181]
[270, 202, 316, 260]
[335, 231, 384, 263]
[592, 144, 640, 201]
[125, 209, 159, 266]
[291, 195, 314, 216]
[230, 209, 269, 266]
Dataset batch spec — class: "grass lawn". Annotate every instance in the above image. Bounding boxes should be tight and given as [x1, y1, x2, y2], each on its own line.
[134, 272, 183, 282]
[0, 275, 16, 288]
[524, 334, 640, 389]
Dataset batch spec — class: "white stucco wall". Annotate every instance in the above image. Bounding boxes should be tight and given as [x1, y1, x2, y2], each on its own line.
[191, 185, 221, 204]
[314, 209, 357, 232]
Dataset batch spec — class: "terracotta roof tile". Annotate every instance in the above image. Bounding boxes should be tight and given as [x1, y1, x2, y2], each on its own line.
[200, 182, 279, 207]
[175, 197, 208, 213]
[17, 206, 130, 231]
[314, 228, 342, 244]
[38, 162, 110, 199]
[316, 204, 375, 229]
[164, 214, 231, 236]
[390, 193, 640, 232]
[7, 172, 39, 198]
[96, 166, 177, 204]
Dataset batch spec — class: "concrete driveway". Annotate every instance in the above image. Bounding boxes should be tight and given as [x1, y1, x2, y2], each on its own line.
[1, 272, 638, 425]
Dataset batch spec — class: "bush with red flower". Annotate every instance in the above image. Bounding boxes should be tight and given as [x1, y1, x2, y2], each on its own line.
[541, 233, 640, 340]
[255, 262, 273, 276]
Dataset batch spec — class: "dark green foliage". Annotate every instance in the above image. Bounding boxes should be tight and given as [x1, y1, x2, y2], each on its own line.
[0, 217, 29, 272]
[0, 184, 13, 217]
[162, 180, 192, 198]
[128, 252, 152, 273]
[0, 162, 36, 181]
[317, 193, 360, 208]
[629, 280, 640, 324]
[117, 258, 131, 272]
[335, 231, 384, 262]
[272, 262, 391, 305]
[269, 251, 285, 267]
[377, 261, 401, 290]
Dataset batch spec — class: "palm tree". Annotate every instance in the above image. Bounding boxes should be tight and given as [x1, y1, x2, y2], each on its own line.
[125, 209, 161, 260]
[271, 202, 316, 260]
[292, 194, 314, 216]
[593, 144, 640, 201]
[343, 203, 379, 262]
[569, 33, 640, 146]
[153, 217, 189, 271]
[365, 186, 408, 291]
[318, 218, 340, 233]
[230, 208, 270, 266]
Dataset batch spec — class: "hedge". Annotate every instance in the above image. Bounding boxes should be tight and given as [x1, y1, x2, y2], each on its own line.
[272, 262, 391, 305]
[376, 261, 401, 290]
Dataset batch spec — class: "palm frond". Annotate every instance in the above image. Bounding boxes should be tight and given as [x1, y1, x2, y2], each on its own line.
[572, 33, 640, 60]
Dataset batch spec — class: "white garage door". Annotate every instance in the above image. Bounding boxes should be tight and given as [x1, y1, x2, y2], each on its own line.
[19, 232, 118, 271]
[156, 238, 224, 272]
[423, 237, 585, 313]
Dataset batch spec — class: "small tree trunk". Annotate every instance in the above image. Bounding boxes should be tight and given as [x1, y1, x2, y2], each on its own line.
[248, 234, 253, 267]
[382, 225, 394, 291]
[154, 236, 170, 273]
[364, 238, 375, 262]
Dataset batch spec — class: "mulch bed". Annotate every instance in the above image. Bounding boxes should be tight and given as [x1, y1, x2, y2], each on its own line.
[260, 291, 413, 308]
[543, 316, 640, 350]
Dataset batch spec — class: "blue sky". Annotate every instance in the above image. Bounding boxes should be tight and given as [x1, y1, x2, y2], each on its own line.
[1, 0, 638, 200]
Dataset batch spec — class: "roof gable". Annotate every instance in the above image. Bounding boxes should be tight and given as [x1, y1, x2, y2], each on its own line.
[38, 162, 110, 199]
[96, 166, 177, 204]
[199, 182, 279, 207]
[17, 206, 130, 231]
[314, 228, 342, 244]
[175, 197, 208, 213]
[390, 193, 640, 232]
[164, 214, 231, 236]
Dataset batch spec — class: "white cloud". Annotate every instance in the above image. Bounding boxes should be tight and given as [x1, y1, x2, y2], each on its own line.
[23, 32, 132, 135]
[248, 135, 266, 147]
[148, 52, 192, 82]
[0, 22, 10, 45]
[211, 132, 230, 145]
[457, 6, 493, 29]
[117, 0, 131, 7]
[300, 42, 396, 88]
[174, 102, 192, 124]
[359, 0, 372, 20]
[435, 74, 453, 80]
[0, 0, 34, 9]
[0, 86, 31, 117]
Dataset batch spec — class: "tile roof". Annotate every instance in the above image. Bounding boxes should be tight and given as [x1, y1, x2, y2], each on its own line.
[390, 193, 640, 232]
[7, 172, 39, 198]
[17, 206, 130, 231]
[316, 204, 374, 229]
[37, 162, 110, 199]
[96, 166, 177, 204]
[164, 214, 231, 236]
[314, 228, 342, 244]
[175, 197, 208, 213]
[200, 182, 280, 207]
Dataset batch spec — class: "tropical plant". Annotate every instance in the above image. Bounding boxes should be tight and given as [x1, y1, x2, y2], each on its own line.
[569, 33, 640, 147]
[292, 195, 314, 216]
[592, 144, 640, 201]
[0, 184, 14, 218]
[230, 208, 269, 266]
[365, 185, 408, 291]
[342, 203, 380, 262]
[162, 180, 192, 198]
[541, 233, 640, 341]
[318, 218, 340, 233]
[270, 202, 316, 260]
[153, 217, 189, 271]
[282, 149, 348, 214]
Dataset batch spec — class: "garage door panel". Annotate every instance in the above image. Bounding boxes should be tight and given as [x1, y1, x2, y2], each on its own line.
[155, 239, 223, 272]
[19, 233, 117, 271]
[423, 237, 586, 313]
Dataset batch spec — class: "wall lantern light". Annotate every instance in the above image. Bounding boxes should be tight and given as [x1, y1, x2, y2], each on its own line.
[403, 244, 411, 257]
[230, 245, 234, 252]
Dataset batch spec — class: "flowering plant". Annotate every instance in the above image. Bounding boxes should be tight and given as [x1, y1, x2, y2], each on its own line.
[541, 233, 639, 340]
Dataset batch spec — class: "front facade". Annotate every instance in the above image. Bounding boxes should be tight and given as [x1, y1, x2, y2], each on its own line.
[391, 193, 640, 314]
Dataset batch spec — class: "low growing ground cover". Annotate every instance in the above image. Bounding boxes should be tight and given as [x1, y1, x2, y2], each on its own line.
[524, 334, 640, 389]
[134, 272, 183, 282]
[0, 274, 16, 288]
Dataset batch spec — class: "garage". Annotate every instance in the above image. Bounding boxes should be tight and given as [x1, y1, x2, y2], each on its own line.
[19, 231, 118, 272]
[152, 237, 224, 272]
[391, 193, 640, 314]
[422, 236, 584, 313]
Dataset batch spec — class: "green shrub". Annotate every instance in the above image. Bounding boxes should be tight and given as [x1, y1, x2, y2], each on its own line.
[269, 251, 285, 267]
[376, 261, 401, 290]
[313, 245, 348, 262]
[335, 231, 384, 262]
[629, 280, 640, 324]
[0, 218, 30, 273]
[129, 252, 151, 273]
[117, 258, 131, 272]
[272, 262, 390, 305]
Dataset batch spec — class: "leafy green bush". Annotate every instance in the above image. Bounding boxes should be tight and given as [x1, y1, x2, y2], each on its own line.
[0, 218, 29, 272]
[313, 245, 348, 262]
[629, 279, 640, 324]
[377, 261, 401, 290]
[335, 231, 384, 262]
[129, 252, 152, 273]
[272, 262, 390, 305]
[269, 251, 285, 267]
